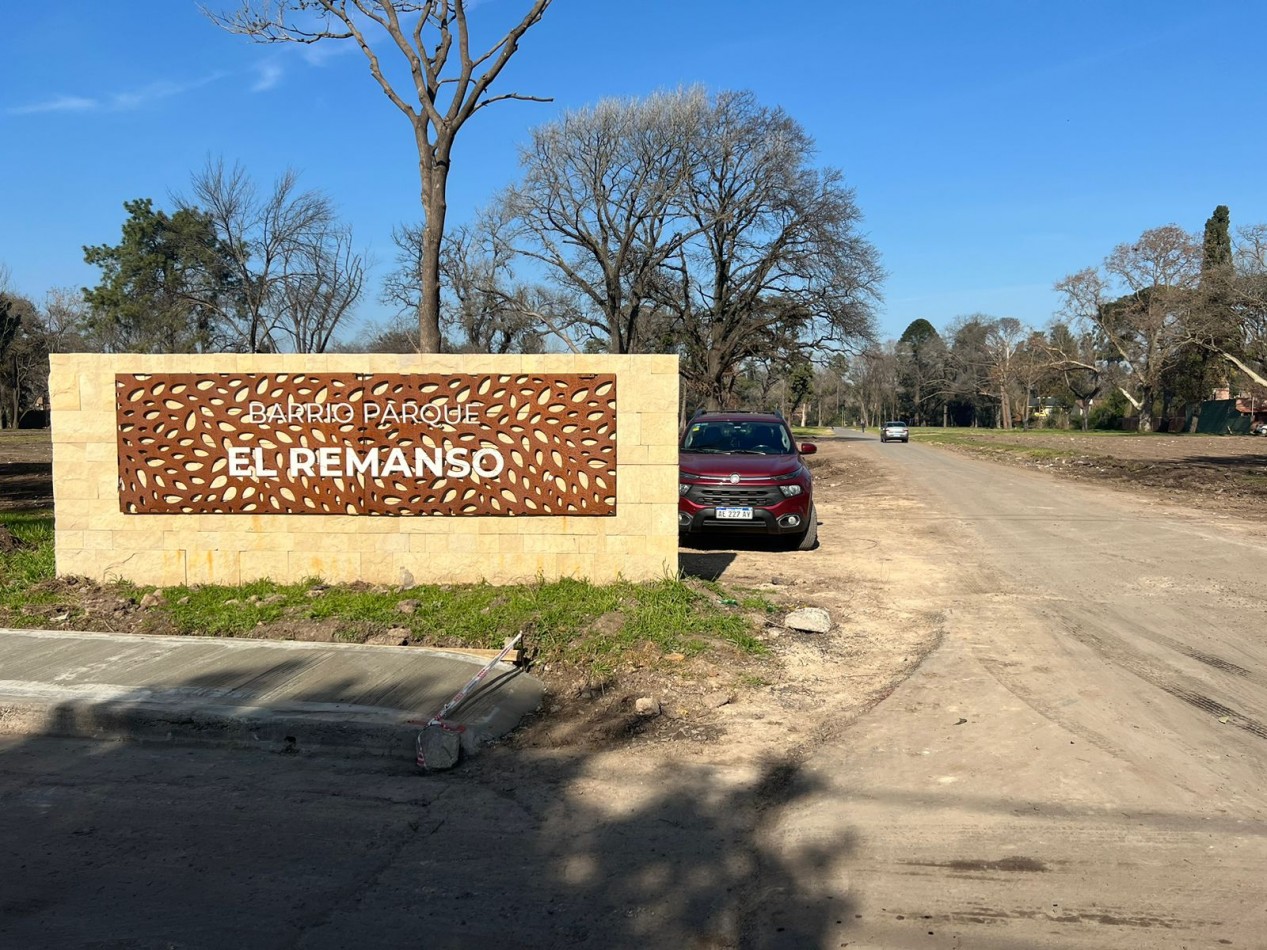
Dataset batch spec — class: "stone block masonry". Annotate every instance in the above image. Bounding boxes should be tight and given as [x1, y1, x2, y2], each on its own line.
[50, 354, 680, 587]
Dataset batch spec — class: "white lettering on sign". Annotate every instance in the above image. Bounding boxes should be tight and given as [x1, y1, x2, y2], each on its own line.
[227, 446, 277, 477]
[229, 445, 506, 481]
[245, 401, 357, 425]
[243, 400, 485, 427]
[362, 401, 483, 426]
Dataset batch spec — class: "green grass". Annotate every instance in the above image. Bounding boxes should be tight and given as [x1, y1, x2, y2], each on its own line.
[911, 429, 1082, 460]
[0, 510, 56, 602]
[0, 429, 53, 451]
[792, 425, 834, 438]
[1, 506, 773, 681]
[912, 426, 1175, 443]
[93, 572, 768, 680]
[3, 560, 771, 678]
[909, 426, 1192, 459]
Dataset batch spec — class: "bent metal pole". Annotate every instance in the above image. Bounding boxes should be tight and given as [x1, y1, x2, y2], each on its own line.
[415, 632, 523, 770]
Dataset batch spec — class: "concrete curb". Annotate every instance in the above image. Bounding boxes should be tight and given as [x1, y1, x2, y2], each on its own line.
[0, 692, 422, 758]
[0, 628, 546, 760]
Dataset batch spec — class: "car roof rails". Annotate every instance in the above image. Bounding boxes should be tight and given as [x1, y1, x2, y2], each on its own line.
[688, 408, 786, 420]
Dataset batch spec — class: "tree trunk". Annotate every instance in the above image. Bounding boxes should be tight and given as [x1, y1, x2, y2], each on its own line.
[1137, 387, 1154, 432]
[703, 346, 725, 411]
[416, 147, 449, 354]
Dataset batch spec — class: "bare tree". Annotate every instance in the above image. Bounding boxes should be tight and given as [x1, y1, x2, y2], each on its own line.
[983, 316, 1025, 428]
[1194, 223, 1267, 387]
[1056, 225, 1200, 431]
[0, 289, 43, 428]
[39, 288, 92, 353]
[275, 227, 366, 353]
[207, 0, 553, 352]
[943, 316, 998, 427]
[384, 210, 557, 353]
[1041, 322, 1103, 430]
[848, 346, 899, 428]
[1013, 330, 1056, 429]
[502, 88, 711, 354]
[668, 91, 881, 410]
[183, 159, 364, 353]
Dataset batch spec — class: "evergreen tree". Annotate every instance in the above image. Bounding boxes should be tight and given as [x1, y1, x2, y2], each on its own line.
[1182, 205, 1237, 426]
[896, 318, 944, 425]
[83, 199, 231, 353]
[0, 295, 20, 362]
[1202, 205, 1233, 275]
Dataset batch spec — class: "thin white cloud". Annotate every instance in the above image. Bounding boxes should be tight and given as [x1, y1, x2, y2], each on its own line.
[109, 80, 189, 110]
[252, 63, 284, 92]
[8, 95, 99, 116]
[7, 72, 226, 116]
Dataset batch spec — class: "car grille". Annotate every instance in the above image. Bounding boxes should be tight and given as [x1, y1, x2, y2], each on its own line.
[690, 485, 783, 506]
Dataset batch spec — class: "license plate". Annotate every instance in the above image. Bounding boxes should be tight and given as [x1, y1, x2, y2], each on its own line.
[716, 507, 754, 520]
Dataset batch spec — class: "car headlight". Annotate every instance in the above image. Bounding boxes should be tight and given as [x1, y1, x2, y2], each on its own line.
[679, 483, 691, 496]
[779, 485, 803, 497]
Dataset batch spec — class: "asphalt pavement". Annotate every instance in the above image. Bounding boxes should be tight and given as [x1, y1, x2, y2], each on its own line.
[0, 627, 544, 762]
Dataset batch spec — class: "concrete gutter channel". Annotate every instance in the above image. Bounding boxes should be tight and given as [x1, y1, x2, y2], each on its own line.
[0, 629, 546, 760]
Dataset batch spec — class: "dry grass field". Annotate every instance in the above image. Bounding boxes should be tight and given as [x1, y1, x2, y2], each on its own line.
[913, 427, 1267, 521]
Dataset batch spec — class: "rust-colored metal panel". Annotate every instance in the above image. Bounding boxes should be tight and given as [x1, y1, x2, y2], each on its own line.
[115, 373, 617, 516]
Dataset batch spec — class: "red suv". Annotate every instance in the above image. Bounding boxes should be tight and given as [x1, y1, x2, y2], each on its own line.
[678, 411, 818, 550]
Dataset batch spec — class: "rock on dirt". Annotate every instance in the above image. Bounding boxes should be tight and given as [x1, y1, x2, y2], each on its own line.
[366, 629, 411, 646]
[784, 607, 832, 633]
[635, 696, 662, 717]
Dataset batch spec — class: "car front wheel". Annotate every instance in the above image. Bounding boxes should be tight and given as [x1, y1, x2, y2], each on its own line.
[794, 503, 818, 551]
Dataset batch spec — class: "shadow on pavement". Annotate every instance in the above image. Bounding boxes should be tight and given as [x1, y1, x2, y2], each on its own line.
[677, 550, 736, 581]
[0, 671, 855, 949]
[824, 429, 875, 443]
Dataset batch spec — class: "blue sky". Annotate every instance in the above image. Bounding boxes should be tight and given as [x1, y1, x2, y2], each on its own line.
[4, 0, 1266, 344]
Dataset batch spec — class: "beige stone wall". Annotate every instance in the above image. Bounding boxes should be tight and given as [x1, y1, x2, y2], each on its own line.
[50, 354, 679, 587]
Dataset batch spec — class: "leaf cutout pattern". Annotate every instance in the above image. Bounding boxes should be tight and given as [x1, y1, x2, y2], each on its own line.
[116, 373, 617, 516]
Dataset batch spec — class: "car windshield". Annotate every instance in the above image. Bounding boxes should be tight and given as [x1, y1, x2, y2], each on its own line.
[681, 420, 793, 454]
[885, 422, 907, 427]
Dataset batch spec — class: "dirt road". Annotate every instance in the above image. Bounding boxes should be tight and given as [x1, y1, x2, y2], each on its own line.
[750, 433, 1267, 948]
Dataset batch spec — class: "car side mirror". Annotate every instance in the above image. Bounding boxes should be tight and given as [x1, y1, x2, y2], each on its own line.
[799, 442, 817, 455]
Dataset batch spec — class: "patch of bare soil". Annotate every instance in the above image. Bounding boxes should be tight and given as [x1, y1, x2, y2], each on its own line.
[509, 440, 952, 766]
[0, 526, 23, 553]
[0, 430, 54, 511]
[934, 432, 1267, 522]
